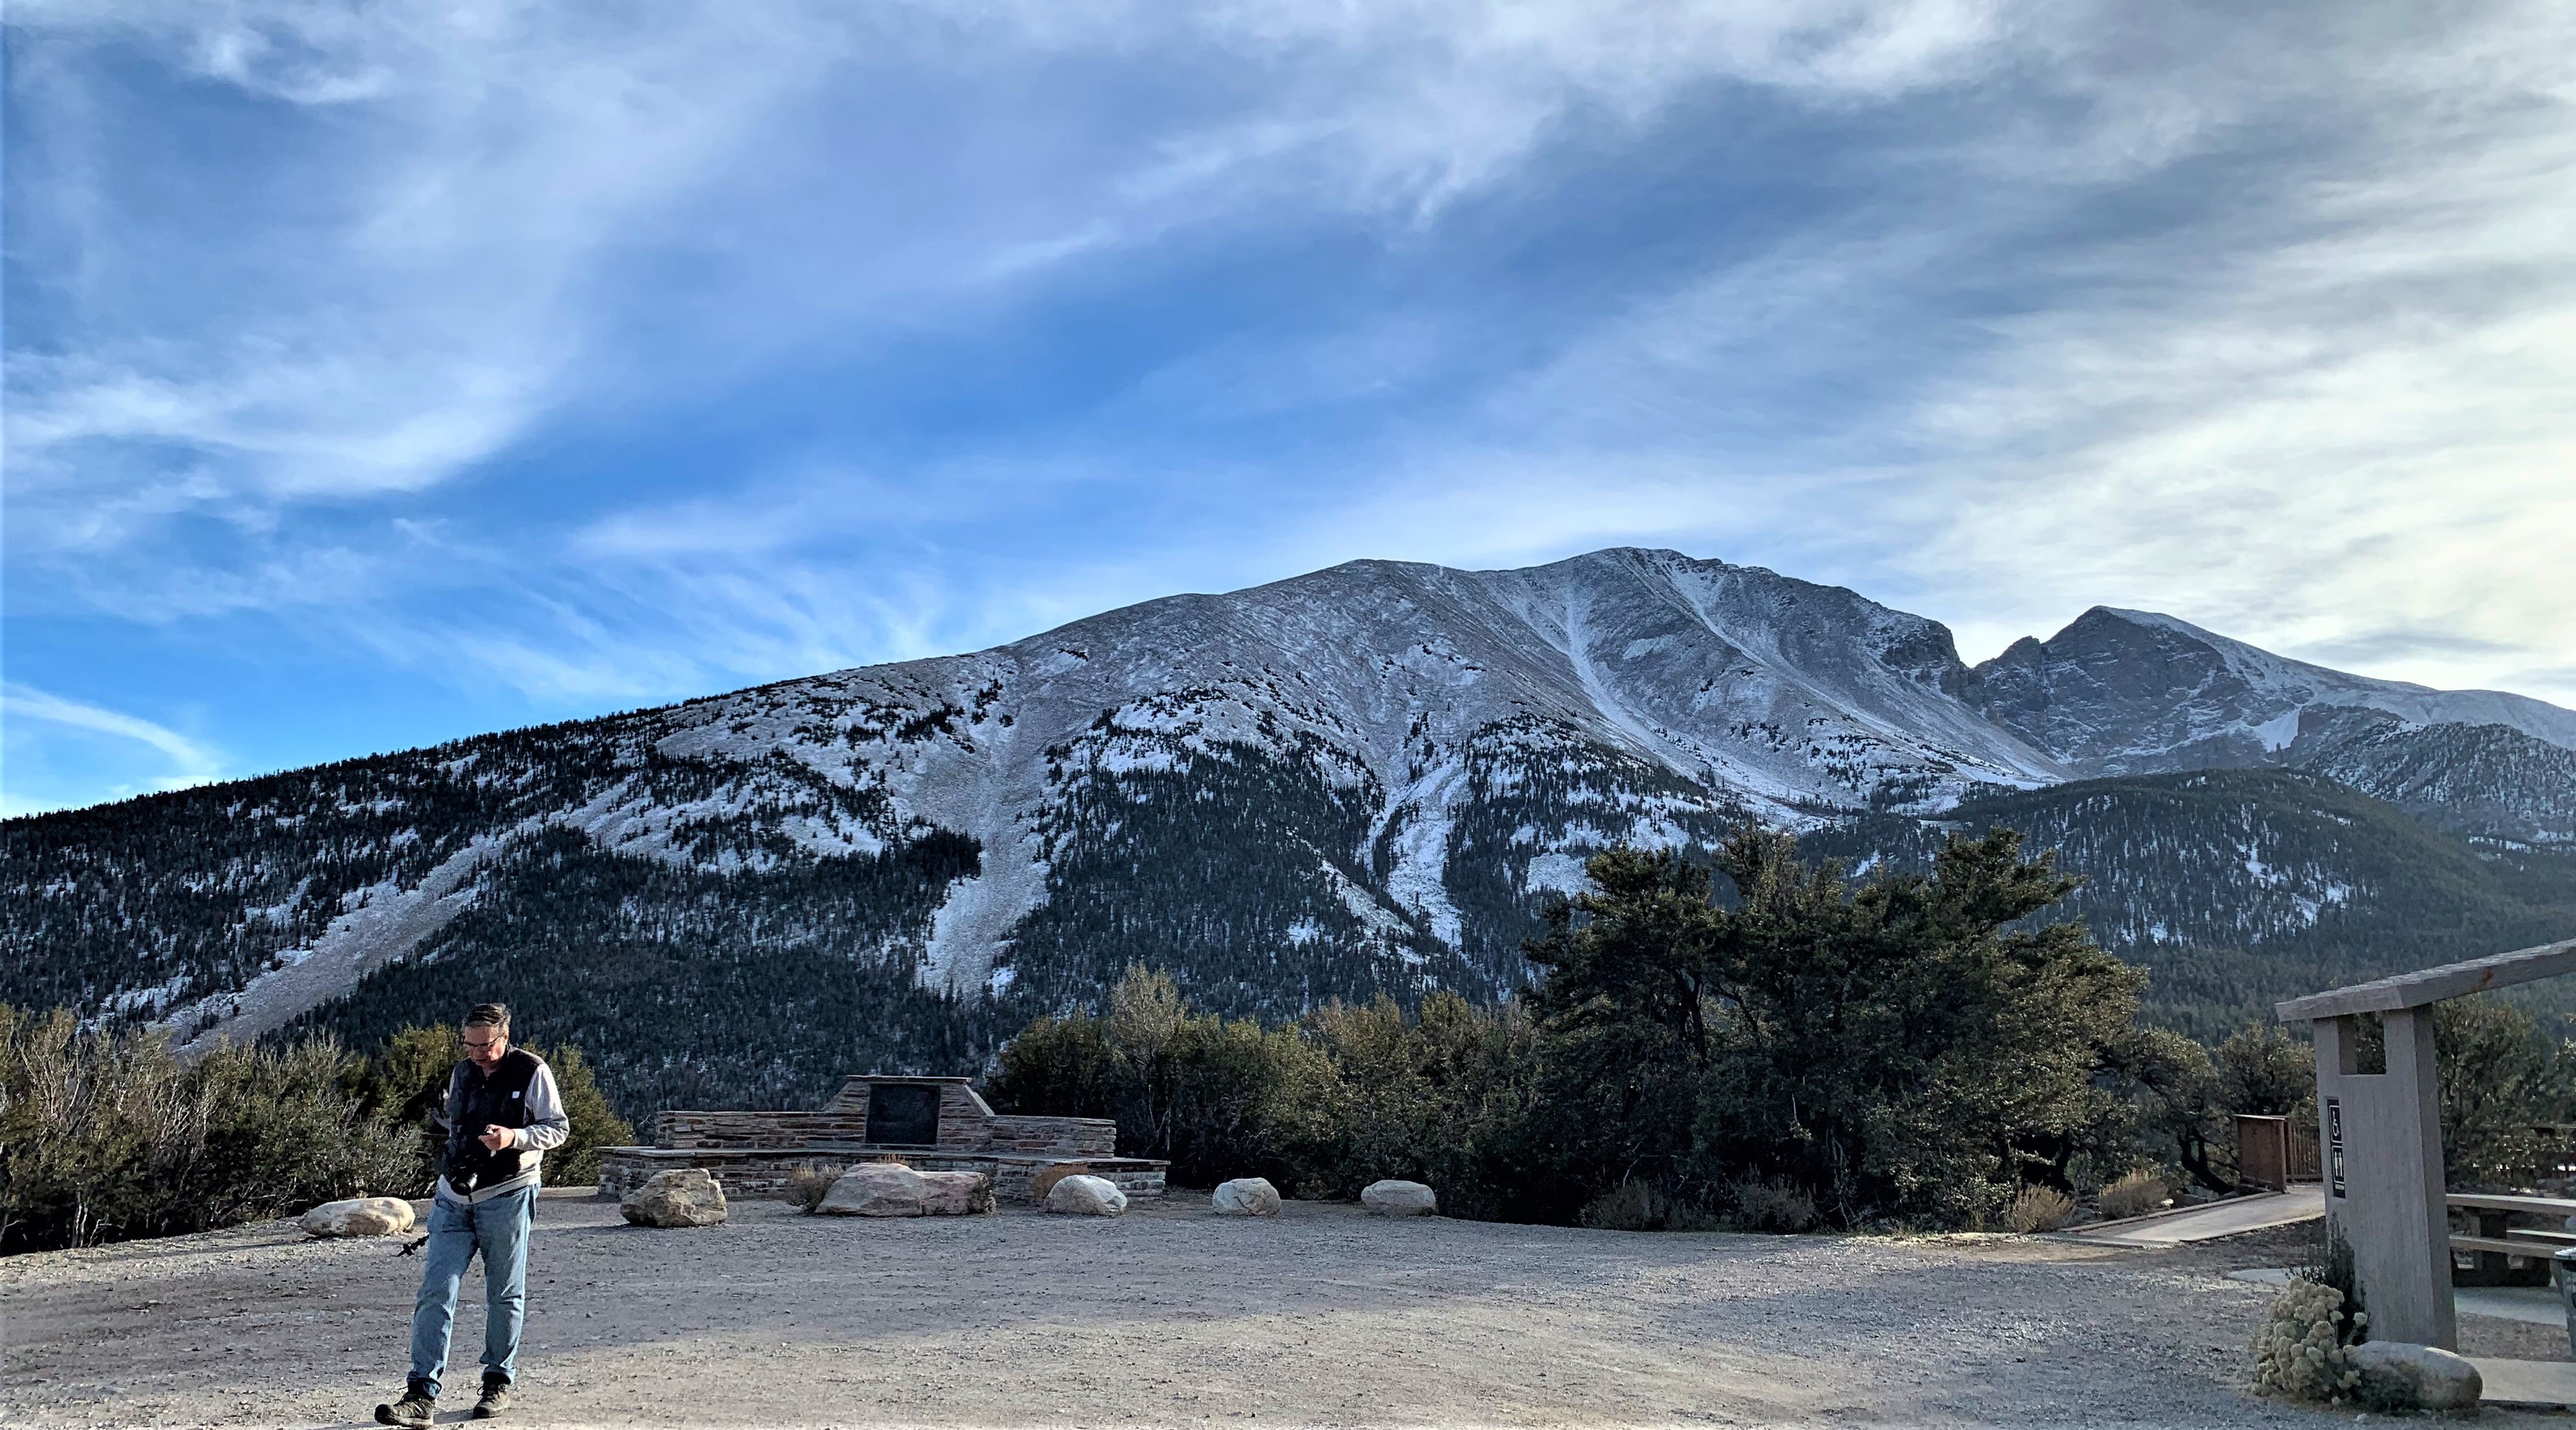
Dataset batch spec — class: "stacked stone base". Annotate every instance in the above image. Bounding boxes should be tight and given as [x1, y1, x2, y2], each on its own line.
[597, 1144, 1168, 1205]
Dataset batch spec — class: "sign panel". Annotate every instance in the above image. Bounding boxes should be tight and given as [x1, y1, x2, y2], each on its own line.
[866, 1082, 942, 1147]
[2326, 1096, 2346, 1199]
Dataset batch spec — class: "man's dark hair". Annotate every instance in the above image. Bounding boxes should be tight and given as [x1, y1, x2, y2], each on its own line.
[464, 1003, 512, 1034]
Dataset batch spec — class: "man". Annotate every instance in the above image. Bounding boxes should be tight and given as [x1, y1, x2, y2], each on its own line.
[376, 1003, 571, 1427]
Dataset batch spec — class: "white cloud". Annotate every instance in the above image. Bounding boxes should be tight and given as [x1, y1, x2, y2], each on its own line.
[1, 684, 225, 814]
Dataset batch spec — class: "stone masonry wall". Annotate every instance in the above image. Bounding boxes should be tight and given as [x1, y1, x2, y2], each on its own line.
[988, 1116, 1119, 1157]
[986, 1157, 1167, 1203]
[655, 1111, 870, 1149]
[653, 1100, 1112, 1157]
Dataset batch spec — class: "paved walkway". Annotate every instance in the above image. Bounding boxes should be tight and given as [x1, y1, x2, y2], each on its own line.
[2069, 1187, 2325, 1247]
[2476, 1357, 2576, 1409]
[2461, 1286, 2567, 1327]
[2225, 1268, 2566, 1327]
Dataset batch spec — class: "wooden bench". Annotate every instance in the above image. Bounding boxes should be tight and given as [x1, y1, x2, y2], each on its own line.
[2447, 1192, 2576, 1286]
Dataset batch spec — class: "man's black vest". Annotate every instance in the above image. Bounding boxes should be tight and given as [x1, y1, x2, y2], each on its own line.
[442, 1048, 544, 1192]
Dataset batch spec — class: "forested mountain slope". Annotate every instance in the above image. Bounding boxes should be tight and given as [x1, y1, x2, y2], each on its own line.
[8, 547, 2573, 1119]
[1807, 770, 2576, 1040]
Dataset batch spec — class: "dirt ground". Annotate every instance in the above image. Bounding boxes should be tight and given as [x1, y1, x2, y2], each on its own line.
[3, 1189, 2565, 1429]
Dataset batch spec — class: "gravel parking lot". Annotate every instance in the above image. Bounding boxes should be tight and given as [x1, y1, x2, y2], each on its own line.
[2, 1189, 2559, 1428]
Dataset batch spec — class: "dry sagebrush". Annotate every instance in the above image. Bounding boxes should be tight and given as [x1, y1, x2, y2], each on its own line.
[2004, 1185, 2074, 1233]
[783, 1162, 847, 1214]
[2095, 1169, 2168, 1221]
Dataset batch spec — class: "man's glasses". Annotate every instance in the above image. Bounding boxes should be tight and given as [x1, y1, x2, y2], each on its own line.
[464, 1038, 504, 1052]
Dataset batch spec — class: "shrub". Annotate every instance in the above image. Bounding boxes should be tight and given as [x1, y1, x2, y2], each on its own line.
[988, 968, 1343, 1190]
[0, 1005, 632, 1255]
[988, 969, 1539, 1210]
[987, 830, 2215, 1233]
[2251, 1279, 2364, 1401]
[1727, 1177, 1820, 1233]
[2096, 1169, 2168, 1221]
[2005, 1185, 2075, 1233]
[0, 1006, 416, 1254]
[1579, 1181, 1720, 1232]
[783, 1162, 845, 1214]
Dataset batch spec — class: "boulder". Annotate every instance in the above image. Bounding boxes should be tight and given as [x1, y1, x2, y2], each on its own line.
[300, 1196, 416, 1239]
[2348, 1340, 2482, 1412]
[1046, 1174, 1127, 1217]
[818, 1162, 927, 1217]
[620, 1168, 729, 1227]
[1212, 1178, 1282, 1216]
[1028, 1162, 1091, 1202]
[1361, 1180, 1438, 1216]
[919, 1170, 995, 1216]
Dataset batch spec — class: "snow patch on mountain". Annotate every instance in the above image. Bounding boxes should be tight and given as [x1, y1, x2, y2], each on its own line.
[166, 827, 512, 1056]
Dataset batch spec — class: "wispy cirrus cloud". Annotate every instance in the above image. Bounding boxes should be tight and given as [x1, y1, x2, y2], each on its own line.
[7, 0, 2005, 561]
[1, 683, 224, 815]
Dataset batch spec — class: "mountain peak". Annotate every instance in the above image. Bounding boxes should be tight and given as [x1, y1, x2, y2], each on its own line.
[2083, 605, 2226, 640]
[1969, 601, 2576, 774]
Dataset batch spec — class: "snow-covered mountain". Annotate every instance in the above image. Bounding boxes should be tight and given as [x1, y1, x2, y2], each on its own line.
[1965, 606, 2576, 844]
[679, 548, 2070, 993]
[7, 547, 2573, 1113]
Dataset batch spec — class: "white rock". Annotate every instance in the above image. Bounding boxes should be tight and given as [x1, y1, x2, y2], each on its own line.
[1361, 1180, 1438, 1216]
[1212, 1178, 1282, 1216]
[818, 1163, 927, 1217]
[1046, 1174, 1127, 1217]
[918, 1170, 994, 1216]
[620, 1168, 729, 1227]
[2348, 1341, 2481, 1412]
[1028, 1162, 1091, 1202]
[300, 1196, 416, 1239]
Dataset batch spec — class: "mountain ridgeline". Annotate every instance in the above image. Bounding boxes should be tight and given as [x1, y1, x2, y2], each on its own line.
[9, 548, 2575, 1119]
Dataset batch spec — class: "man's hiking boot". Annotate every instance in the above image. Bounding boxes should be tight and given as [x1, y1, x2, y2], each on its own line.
[473, 1371, 513, 1420]
[374, 1381, 435, 1427]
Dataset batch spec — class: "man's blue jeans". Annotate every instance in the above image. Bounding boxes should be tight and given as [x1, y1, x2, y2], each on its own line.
[407, 1186, 535, 1397]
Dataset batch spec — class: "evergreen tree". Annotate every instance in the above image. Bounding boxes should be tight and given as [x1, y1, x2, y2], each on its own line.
[1525, 829, 2145, 1227]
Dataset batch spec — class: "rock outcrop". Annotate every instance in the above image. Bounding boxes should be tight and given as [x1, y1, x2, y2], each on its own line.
[620, 1168, 730, 1227]
[300, 1196, 416, 1239]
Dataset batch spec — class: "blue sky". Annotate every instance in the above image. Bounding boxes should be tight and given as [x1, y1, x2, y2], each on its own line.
[7, 1, 2574, 815]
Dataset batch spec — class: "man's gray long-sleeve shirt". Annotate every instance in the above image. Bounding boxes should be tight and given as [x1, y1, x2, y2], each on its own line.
[432, 1057, 572, 1206]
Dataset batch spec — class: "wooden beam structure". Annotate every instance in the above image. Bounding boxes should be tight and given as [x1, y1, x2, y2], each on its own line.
[2274, 937, 2576, 1023]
